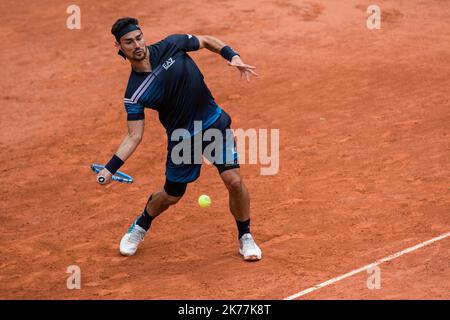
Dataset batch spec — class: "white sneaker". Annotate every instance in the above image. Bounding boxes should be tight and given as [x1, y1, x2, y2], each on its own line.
[239, 233, 262, 261]
[119, 220, 146, 256]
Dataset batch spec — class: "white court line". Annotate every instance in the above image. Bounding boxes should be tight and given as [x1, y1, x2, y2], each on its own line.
[284, 231, 450, 300]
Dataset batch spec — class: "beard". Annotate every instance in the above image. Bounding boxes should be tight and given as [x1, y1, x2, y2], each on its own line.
[127, 48, 146, 61]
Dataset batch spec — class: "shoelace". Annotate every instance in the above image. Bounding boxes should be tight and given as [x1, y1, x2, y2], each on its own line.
[242, 237, 257, 251]
[128, 228, 145, 244]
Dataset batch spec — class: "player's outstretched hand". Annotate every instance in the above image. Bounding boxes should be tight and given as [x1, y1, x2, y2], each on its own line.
[228, 56, 258, 82]
[97, 168, 113, 185]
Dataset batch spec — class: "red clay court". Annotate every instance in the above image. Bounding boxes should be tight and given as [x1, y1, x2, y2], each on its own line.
[0, 0, 449, 299]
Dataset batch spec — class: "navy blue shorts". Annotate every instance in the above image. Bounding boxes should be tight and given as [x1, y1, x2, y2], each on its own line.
[165, 110, 240, 183]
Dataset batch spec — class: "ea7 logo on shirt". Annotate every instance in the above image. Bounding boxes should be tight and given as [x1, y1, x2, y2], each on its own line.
[163, 57, 176, 70]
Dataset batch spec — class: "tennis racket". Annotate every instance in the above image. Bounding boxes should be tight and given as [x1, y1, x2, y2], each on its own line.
[90, 163, 134, 184]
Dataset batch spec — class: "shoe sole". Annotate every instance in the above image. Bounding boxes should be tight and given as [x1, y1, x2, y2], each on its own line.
[244, 255, 261, 261]
[239, 249, 262, 261]
[120, 250, 136, 256]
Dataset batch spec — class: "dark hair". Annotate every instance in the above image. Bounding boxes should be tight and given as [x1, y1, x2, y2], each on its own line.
[111, 17, 139, 41]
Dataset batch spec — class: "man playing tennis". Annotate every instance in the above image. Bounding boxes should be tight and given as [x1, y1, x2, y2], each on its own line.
[97, 17, 261, 261]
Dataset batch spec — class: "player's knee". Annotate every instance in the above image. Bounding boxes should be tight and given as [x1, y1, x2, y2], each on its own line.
[163, 179, 187, 199]
[225, 177, 243, 193]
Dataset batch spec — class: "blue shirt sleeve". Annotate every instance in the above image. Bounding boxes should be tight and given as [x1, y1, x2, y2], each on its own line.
[124, 99, 145, 121]
[164, 34, 200, 52]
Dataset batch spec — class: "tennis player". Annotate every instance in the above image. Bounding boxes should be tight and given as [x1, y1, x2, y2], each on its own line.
[97, 17, 261, 261]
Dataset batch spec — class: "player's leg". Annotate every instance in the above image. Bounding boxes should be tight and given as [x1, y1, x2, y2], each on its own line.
[144, 189, 179, 219]
[135, 180, 186, 230]
[219, 168, 261, 261]
[206, 110, 261, 261]
[119, 179, 186, 256]
[220, 168, 249, 222]
[142, 179, 187, 221]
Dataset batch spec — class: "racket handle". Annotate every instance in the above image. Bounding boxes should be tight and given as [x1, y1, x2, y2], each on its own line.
[97, 176, 106, 184]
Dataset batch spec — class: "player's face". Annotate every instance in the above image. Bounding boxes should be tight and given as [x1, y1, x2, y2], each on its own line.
[118, 30, 147, 61]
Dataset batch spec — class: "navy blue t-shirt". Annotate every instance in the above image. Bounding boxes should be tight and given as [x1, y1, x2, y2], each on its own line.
[123, 34, 222, 135]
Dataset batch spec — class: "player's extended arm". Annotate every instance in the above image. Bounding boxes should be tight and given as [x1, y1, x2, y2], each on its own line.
[115, 120, 145, 161]
[196, 35, 258, 81]
[196, 35, 228, 54]
[97, 120, 144, 185]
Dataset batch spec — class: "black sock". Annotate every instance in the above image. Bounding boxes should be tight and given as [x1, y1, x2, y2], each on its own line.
[136, 195, 154, 231]
[236, 219, 250, 239]
[136, 207, 154, 231]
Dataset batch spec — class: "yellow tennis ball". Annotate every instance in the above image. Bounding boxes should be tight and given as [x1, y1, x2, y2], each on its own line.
[198, 194, 211, 208]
